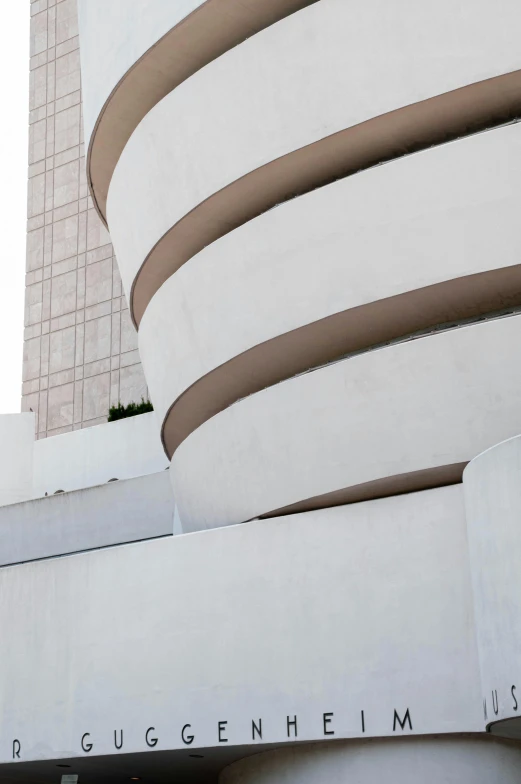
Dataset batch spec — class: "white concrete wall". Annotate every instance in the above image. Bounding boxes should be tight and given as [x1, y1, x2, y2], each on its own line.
[172, 315, 521, 529]
[0, 471, 173, 566]
[78, 0, 203, 150]
[108, 0, 521, 305]
[32, 413, 168, 498]
[24, 2, 521, 778]
[79, 0, 315, 221]
[0, 486, 484, 763]
[220, 738, 521, 784]
[0, 414, 34, 508]
[99, 0, 521, 536]
[140, 124, 521, 435]
[463, 434, 521, 738]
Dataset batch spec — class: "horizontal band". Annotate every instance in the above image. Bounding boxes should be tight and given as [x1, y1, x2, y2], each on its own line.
[126, 71, 521, 326]
[106, 0, 521, 326]
[262, 463, 466, 519]
[171, 315, 521, 529]
[81, 0, 318, 221]
[135, 124, 521, 457]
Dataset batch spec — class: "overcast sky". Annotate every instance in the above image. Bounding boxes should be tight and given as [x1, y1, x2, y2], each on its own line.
[0, 4, 30, 414]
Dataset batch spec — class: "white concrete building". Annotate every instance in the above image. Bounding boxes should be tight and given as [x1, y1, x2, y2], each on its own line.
[6, 1, 521, 781]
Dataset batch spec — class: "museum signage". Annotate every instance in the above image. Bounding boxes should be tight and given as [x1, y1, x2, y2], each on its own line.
[9, 707, 416, 760]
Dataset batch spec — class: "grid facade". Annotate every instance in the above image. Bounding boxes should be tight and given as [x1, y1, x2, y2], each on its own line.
[22, 0, 148, 438]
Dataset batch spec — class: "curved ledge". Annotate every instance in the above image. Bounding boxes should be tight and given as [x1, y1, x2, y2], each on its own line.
[220, 738, 521, 784]
[490, 718, 521, 741]
[84, 0, 318, 222]
[171, 314, 521, 529]
[463, 434, 521, 737]
[128, 71, 521, 326]
[161, 270, 521, 459]
[137, 121, 521, 459]
[261, 463, 466, 519]
[0, 488, 488, 760]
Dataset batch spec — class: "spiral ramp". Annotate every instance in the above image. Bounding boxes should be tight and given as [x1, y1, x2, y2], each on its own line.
[76, 0, 521, 533]
[0, 1, 516, 779]
[79, 0, 320, 222]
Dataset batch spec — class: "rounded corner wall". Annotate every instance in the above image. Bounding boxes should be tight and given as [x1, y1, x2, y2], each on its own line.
[464, 434, 521, 739]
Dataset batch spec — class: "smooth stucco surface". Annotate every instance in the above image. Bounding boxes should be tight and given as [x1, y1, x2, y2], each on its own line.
[219, 739, 521, 784]
[15, 0, 521, 778]
[0, 414, 34, 507]
[0, 412, 167, 511]
[0, 470, 173, 566]
[0, 487, 483, 762]
[139, 124, 521, 449]
[464, 435, 521, 736]
[107, 0, 521, 314]
[79, 0, 318, 219]
[172, 315, 521, 529]
[78, 0, 203, 148]
[32, 411, 168, 497]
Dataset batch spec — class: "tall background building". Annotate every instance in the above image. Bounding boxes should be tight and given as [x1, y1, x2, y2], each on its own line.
[22, 0, 148, 438]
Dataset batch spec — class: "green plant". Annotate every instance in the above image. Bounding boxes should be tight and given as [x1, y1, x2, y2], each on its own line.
[108, 397, 154, 422]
